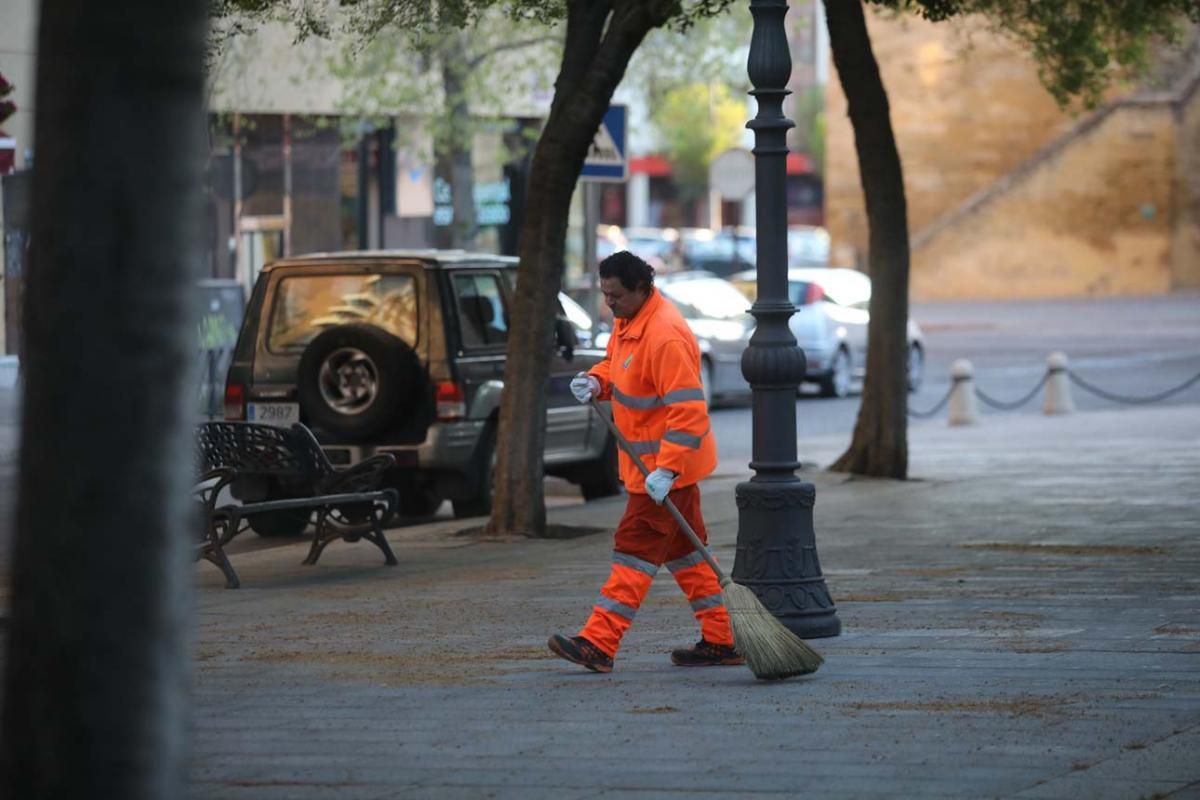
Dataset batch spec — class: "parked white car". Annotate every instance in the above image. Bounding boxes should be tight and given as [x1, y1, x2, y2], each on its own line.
[729, 267, 925, 398]
[656, 274, 756, 407]
[596, 268, 924, 405]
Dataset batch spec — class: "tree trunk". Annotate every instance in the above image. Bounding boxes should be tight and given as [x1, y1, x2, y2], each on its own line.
[434, 31, 478, 250]
[0, 1, 207, 797]
[486, 0, 677, 537]
[824, 0, 910, 479]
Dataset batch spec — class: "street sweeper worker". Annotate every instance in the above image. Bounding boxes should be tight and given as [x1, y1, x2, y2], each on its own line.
[547, 250, 742, 673]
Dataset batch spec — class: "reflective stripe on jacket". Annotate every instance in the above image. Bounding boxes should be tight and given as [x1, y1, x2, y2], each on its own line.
[589, 288, 717, 493]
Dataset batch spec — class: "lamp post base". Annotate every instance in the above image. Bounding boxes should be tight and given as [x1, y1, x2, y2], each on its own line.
[732, 479, 842, 639]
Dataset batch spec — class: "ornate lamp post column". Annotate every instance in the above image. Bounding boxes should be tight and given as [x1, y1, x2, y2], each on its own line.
[732, 0, 841, 639]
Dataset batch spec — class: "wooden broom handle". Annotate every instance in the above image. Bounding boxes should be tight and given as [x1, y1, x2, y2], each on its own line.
[589, 399, 730, 583]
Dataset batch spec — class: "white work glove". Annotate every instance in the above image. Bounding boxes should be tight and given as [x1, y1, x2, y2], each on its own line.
[644, 468, 677, 505]
[570, 372, 601, 404]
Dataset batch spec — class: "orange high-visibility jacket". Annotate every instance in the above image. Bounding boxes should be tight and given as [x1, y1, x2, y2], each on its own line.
[589, 288, 717, 493]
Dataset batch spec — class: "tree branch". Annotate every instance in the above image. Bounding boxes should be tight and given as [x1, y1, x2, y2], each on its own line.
[581, 0, 679, 101]
[466, 33, 560, 70]
[549, 0, 613, 107]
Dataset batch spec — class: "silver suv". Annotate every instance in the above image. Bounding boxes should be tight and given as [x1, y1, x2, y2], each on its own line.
[223, 250, 620, 533]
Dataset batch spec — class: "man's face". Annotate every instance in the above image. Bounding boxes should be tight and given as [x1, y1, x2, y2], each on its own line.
[600, 276, 650, 320]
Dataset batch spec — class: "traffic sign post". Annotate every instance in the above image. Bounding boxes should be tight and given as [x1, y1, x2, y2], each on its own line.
[710, 147, 756, 275]
[709, 147, 755, 200]
[580, 105, 627, 321]
[581, 105, 627, 183]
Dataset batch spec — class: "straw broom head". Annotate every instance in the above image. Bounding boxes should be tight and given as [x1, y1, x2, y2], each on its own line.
[722, 578, 824, 680]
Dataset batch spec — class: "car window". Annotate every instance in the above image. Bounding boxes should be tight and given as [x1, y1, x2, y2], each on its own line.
[659, 279, 751, 321]
[627, 236, 674, 261]
[267, 272, 418, 352]
[558, 291, 593, 334]
[815, 270, 872, 309]
[683, 236, 735, 262]
[454, 273, 508, 349]
[787, 228, 831, 266]
[730, 278, 757, 302]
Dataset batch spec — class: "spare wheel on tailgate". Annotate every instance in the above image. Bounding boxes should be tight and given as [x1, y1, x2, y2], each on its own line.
[298, 323, 425, 441]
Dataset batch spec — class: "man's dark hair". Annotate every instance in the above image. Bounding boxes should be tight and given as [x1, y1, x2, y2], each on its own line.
[598, 250, 655, 292]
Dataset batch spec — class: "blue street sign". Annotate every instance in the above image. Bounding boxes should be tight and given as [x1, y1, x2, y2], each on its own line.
[581, 105, 627, 183]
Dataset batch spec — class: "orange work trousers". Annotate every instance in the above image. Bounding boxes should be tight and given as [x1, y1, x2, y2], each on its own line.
[579, 483, 734, 658]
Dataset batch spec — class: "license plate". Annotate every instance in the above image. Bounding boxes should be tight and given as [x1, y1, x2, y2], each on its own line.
[247, 402, 299, 427]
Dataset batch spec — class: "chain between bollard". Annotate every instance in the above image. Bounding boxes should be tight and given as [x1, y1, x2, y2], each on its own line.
[1067, 368, 1200, 405]
[907, 378, 958, 419]
[973, 371, 1049, 411]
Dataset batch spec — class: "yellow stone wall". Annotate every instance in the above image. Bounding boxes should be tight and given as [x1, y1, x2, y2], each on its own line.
[824, 11, 1077, 271]
[825, 8, 1197, 299]
[912, 103, 1176, 299]
[1173, 82, 1200, 289]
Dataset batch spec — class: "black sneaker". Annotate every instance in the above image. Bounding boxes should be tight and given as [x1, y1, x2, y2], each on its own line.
[548, 634, 614, 673]
[670, 639, 744, 667]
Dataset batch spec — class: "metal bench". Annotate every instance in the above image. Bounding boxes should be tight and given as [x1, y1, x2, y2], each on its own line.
[194, 422, 400, 588]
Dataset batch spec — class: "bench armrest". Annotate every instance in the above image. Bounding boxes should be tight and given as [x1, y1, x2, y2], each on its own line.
[194, 467, 237, 513]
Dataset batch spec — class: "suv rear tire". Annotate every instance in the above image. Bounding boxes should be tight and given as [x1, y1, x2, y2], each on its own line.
[452, 424, 495, 519]
[247, 508, 311, 538]
[399, 485, 443, 518]
[298, 324, 424, 442]
[580, 436, 622, 501]
[818, 348, 852, 398]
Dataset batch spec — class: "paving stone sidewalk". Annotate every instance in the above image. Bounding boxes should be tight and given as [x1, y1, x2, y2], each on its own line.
[188, 404, 1200, 799]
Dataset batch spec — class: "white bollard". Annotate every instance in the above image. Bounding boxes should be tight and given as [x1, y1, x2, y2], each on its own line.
[1043, 351, 1075, 415]
[947, 359, 979, 426]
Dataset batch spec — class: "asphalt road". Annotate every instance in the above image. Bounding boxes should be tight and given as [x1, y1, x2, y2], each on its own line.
[712, 292, 1200, 473]
[0, 292, 1196, 562]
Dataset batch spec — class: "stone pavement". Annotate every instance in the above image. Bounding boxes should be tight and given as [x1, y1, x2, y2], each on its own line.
[182, 402, 1200, 799]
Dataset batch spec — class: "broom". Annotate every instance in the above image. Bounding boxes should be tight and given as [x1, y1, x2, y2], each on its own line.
[589, 400, 823, 680]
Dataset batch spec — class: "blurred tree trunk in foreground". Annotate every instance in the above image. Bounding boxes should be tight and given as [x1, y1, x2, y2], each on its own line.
[0, 1, 208, 797]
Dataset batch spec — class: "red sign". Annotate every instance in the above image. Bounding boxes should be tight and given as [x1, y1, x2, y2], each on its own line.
[0, 136, 14, 175]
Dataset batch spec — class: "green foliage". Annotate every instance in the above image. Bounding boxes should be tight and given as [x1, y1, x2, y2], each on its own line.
[209, 0, 744, 186]
[651, 82, 747, 197]
[809, 108, 825, 176]
[197, 313, 239, 350]
[208, 0, 563, 219]
[329, 13, 561, 157]
[799, 86, 826, 175]
[627, 9, 752, 105]
[284, 0, 733, 41]
[874, 0, 1200, 107]
[210, 0, 742, 105]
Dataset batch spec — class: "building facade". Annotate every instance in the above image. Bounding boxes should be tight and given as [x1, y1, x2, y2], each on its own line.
[825, 10, 1200, 299]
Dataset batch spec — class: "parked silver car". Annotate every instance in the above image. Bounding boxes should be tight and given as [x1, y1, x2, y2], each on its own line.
[655, 273, 756, 407]
[730, 267, 925, 397]
[592, 273, 751, 407]
[595, 268, 924, 405]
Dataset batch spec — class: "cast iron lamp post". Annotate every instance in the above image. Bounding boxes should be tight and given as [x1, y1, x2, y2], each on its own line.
[731, 0, 841, 639]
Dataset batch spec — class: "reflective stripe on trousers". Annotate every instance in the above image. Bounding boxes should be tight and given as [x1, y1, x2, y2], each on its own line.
[578, 485, 733, 657]
[666, 550, 733, 648]
[582, 551, 658, 657]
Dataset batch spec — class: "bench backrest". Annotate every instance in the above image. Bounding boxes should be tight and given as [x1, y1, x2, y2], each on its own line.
[196, 422, 335, 483]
